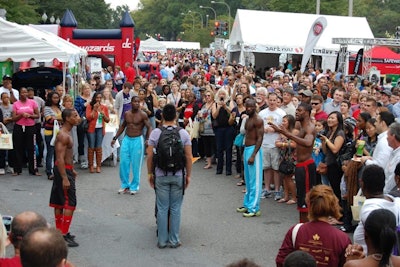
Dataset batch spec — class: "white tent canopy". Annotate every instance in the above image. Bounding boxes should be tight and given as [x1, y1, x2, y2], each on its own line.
[140, 37, 167, 54]
[228, 9, 374, 69]
[0, 18, 87, 64]
[160, 41, 200, 50]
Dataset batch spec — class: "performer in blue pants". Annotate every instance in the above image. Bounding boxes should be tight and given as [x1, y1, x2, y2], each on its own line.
[111, 96, 152, 195]
[236, 99, 264, 217]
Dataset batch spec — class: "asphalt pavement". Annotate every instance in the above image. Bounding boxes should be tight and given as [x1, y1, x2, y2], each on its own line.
[0, 158, 301, 267]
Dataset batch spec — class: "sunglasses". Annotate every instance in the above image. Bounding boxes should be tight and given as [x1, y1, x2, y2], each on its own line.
[205, 95, 211, 97]
[311, 102, 320, 105]
[90, 84, 96, 86]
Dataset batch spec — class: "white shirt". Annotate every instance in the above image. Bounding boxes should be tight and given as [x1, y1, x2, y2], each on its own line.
[384, 146, 400, 193]
[353, 195, 400, 254]
[0, 86, 19, 101]
[258, 107, 286, 148]
[365, 130, 392, 168]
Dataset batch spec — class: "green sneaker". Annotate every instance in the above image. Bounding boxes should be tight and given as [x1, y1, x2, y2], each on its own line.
[243, 210, 261, 217]
[236, 207, 247, 213]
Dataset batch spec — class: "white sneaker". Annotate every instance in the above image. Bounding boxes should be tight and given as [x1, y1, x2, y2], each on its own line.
[0, 169, 5, 175]
[6, 166, 13, 174]
[80, 162, 88, 169]
[130, 190, 137, 195]
[118, 188, 129, 194]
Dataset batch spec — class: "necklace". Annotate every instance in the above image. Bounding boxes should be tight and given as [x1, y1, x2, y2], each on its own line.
[369, 253, 383, 261]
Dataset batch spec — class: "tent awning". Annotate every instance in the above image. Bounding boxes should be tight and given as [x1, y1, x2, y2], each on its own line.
[0, 18, 87, 63]
[140, 37, 167, 54]
[229, 10, 374, 55]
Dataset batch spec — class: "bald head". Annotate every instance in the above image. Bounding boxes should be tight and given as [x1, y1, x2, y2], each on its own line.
[10, 211, 47, 248]
[20, 227, 67, 267]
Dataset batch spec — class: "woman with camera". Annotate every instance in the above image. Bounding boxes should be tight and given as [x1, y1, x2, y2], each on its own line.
[211, 88, 237, 176]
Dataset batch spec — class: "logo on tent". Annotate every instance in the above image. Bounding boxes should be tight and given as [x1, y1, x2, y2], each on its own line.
[313, 22, 323, 36]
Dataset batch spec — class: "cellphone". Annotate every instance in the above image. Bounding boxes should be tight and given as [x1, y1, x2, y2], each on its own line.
[2, 215, 13, 234]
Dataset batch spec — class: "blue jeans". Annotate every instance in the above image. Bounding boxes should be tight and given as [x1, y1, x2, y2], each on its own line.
[87, 128, 103, 148]
[155, 175, 184, 247]
[45, 135, 55, 175]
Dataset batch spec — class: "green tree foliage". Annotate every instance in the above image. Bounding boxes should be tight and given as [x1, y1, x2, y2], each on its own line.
[0, 0, 39, 24]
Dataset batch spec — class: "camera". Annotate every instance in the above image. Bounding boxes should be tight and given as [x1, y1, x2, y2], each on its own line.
[220, 97, 224, 102]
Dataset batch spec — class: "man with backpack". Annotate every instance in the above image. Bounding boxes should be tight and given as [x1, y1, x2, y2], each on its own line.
[146, 104, 192, 249]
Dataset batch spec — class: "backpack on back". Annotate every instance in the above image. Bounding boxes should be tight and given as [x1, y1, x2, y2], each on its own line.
[154, 126, 185, 175]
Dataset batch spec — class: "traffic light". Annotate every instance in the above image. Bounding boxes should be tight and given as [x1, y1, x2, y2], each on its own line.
[396, 26, 400, 39]
[214, 21, 220, 36]
[210, 31, 215, 37]
[221, 21, 229, 36]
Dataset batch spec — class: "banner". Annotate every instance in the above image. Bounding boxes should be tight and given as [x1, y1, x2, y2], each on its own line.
[300, 17, 328, 72]
[353, 48, 364, 75]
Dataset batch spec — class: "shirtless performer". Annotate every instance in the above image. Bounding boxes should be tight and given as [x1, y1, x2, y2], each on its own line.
[112, 96, 152, 195]
[269, 103, 317, 223]
[236, 99, 264, 217]
[49, 109, 81, 247]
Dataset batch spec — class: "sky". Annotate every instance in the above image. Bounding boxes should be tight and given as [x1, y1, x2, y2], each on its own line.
[105, 0, 140, 10]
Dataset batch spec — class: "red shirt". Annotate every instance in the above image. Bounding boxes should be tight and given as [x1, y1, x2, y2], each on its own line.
[314, 110, 328, 121]
[0, 256, 22, 267]
[276, 221, 351, 267]
[124, 66, 136, 84]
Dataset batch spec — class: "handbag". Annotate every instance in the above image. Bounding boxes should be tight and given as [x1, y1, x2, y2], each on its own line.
[234, 133, 245, 147]
[80, 116, 89, 132]
[278, 140, 296, 175]
[0, 123, 12, 150]
[50, 120, 60, 146]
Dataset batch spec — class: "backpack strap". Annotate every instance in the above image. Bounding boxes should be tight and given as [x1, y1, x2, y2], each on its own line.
[291, 223, 303, 248]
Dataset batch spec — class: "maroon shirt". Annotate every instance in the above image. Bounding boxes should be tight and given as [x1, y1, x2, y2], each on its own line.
[276, 221, 351, 267]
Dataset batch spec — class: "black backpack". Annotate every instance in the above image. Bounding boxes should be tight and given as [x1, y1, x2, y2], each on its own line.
[154, 126, 185, 175]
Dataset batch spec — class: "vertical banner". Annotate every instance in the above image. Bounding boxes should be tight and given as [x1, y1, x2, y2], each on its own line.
[300, 17, 328, 73]
[353, 48, 364, 75]
[0, 61, 13, 83]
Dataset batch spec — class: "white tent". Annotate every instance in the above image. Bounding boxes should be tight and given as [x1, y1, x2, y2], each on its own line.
[228, 9, 374, 70]
[140, 37, 167, 54]
[0, 18, 87, 64]
[160, 41, 200, 50]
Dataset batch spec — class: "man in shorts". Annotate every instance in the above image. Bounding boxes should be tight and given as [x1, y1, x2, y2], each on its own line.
[269, 103, 317, 222]
[49, 109, 81, 247]
[258, 93, 286, 200]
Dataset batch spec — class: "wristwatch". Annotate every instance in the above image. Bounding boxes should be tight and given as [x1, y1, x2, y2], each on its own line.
[112, 136, 117, 141]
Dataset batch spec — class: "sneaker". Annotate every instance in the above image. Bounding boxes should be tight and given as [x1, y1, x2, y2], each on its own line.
[236, 207, 247, 213]
[6, 166, 13, 174]
[0, 169, 5, 175]
[260, 189, 272, 199]
[64, 234, 79, 247]
[168, 242, 182, 248]
[157, 243, 167, 249]
[80, 162, 88, 169]
[274, 191, 282, 201]
[65, 232, 75, 239]
[243, 210, 261, 217]
[130, 190, 137, 195]
[118, 188, 129, 194]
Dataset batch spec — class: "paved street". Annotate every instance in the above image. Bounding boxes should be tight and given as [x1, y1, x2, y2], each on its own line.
[0, 158, 300, 267]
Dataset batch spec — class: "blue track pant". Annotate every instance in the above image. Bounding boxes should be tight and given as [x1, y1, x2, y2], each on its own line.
[243, 145, 263, 213]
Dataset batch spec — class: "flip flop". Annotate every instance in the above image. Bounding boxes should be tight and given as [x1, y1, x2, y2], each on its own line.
[277, 198, 288, 203]
[286, 199, 297, 205]
[236, 180, 245, 186]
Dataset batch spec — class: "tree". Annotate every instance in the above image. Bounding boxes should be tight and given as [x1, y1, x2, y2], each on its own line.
[0, 0, 38, 24]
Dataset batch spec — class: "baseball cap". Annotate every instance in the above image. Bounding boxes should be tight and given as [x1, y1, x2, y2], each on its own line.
[2, 75, 11, 80]
[151, 74, 159, 79]
[381, 89, 392, 96]
[301, 89, 313, 97]
[283, 88, 295, 95]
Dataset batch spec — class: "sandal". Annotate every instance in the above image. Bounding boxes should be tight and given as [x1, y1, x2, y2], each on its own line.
[236, 180, 245, 186]
[47, 174, 54, 180]
[242, 188, 246, 193]
[277, 198, 288, 203]
[203, 165, 212, 169]
[286, 199, 297, 205]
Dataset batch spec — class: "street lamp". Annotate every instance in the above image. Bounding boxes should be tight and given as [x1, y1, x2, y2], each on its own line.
[188, 10, 204, 28]
[199, 5, 217, 21]
[206, 14, 209, 27]
[41, 12, 48, 23]
[181, 12, 195, 32]
[211, 1, 231, 37]
[50, 15, 55, 24]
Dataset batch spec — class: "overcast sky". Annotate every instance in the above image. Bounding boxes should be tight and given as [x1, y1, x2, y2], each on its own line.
[105, 0, 140, 10]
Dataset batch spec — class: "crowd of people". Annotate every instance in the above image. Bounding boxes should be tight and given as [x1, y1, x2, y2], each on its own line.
[2, 50, 400, 265]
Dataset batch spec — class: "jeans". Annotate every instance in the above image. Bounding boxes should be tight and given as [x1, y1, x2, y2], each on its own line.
[87, 128, 103, 148]
[44, 135, 55, 175]
[214, 126, 235, 174]
[155, 175, 184, 247]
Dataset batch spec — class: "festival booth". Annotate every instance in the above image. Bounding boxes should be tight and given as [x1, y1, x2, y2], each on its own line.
[160, 41, 201, 50]
[140, 37, 167, 54]
[227, 9, 374, 71]
[348, 46, 400, 76]
[0, 17, 87, 97]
